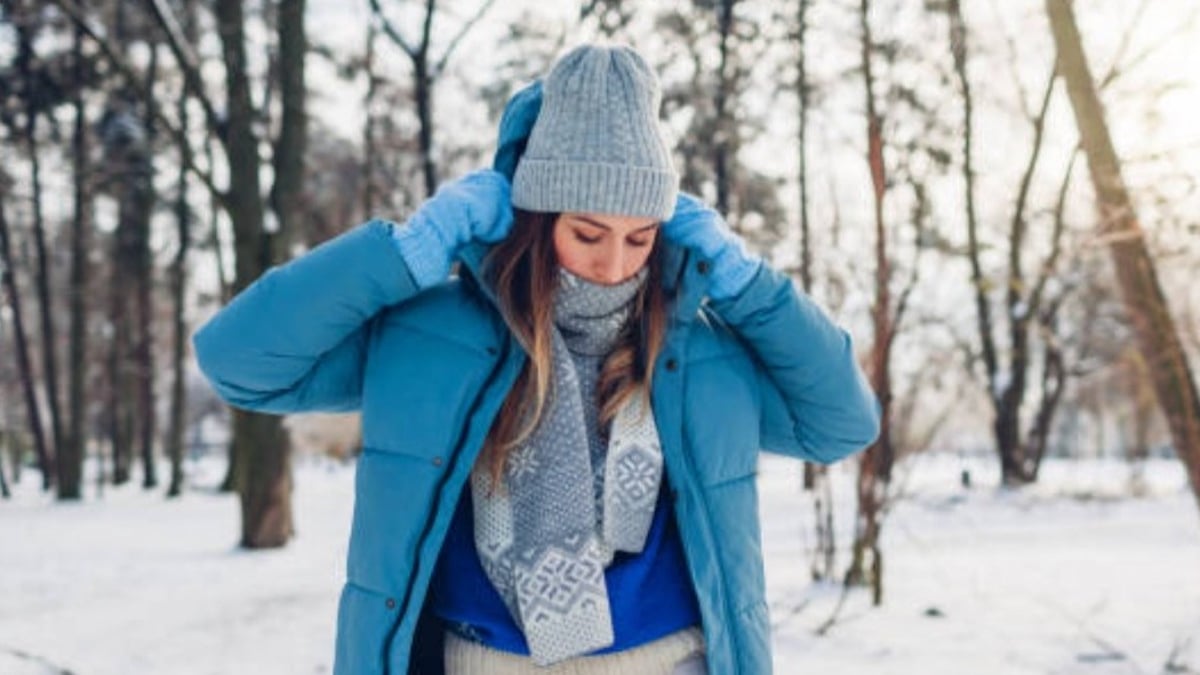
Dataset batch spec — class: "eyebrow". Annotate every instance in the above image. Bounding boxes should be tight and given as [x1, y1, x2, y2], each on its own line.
[572, 215, 660, 233]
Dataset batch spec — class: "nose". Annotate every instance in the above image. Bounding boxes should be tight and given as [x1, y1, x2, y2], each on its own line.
[597, 246, 625, 284]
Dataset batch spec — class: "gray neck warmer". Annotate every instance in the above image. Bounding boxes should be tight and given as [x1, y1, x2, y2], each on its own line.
[470, 264, 664, 666]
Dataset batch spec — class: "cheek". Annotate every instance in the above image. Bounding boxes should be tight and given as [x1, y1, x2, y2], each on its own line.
[552, 229, 590, 274]
[627, 243, 654, 271]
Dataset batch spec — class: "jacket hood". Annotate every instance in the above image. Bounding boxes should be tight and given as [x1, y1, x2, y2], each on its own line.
[454, 78, 709, 325]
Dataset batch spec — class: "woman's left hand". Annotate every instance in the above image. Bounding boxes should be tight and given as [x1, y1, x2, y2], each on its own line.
[660, 192, 762, 301]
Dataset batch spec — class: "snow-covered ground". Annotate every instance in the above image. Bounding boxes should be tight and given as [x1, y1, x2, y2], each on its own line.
[1, 451, 1197, 674]
[765, 454, 1200, 674]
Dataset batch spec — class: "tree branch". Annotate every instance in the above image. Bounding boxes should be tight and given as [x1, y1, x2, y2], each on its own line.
[1097, 0, 1153, 89]
[368, 0, 417, 57]
[144, 0, 226, 141]
[433, 0, 499, 77]
[46, 0, 226, 205]
[1008, 60, 1057, 317]
[1028, 149, 1079, 317]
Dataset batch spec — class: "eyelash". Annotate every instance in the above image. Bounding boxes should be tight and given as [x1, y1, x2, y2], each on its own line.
[573, 232, 652, 248]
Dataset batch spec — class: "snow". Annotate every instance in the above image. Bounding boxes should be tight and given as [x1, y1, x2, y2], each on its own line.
[764, 453, 1200, 674]
[0, 458, 353, 675]
[1, 452, 1197, 674]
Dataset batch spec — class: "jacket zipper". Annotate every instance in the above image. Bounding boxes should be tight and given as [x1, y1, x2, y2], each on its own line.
[383, 342, 524, 675]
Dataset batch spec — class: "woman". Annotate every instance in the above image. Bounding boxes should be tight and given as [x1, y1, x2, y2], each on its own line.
[193, 44, 879, 675]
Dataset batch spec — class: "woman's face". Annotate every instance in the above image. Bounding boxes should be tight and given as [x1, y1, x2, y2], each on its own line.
[552, 212, 660, 285]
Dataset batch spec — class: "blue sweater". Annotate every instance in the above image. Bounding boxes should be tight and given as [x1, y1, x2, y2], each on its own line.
[428, 472, 702, 655]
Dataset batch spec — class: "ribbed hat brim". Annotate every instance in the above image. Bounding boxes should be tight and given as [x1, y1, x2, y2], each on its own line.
[512, 159, 679, 220]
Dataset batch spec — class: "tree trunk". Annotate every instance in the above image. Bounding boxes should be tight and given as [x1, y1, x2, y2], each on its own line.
[1024, 323, 1065, 481]
[362, 18, 380, 217]
[1045, 0, 1200, 515]
[848, 0, 893, 606]
[1000, 64, 1059, 485]
[1020, 155, 1078, 481]
[61, 20, 92, 500]
[101, 92, 153, 487]
[269, 0, 307, 263]
[98, 7, 149, 488]
[16, 15, 64, 484]
[713, 0, 736, 215]
[406, 0, 440, 201]
[210, 132, 238, 495]
[947, 0, 1010, 484]
[794, 0, 836, 581]
[137, 47, 160, 490]
[413, 51, 437, 198]
[166, 139, 189, 498]
[796, 0, 812, 296]
[107, 198, 134, 485]
[0, 186, 52, 490]
[166, 0, 198, 499]
[216, 0, 294, 547]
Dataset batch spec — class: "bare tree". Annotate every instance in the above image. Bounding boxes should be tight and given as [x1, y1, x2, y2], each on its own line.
[844, 0, 947, 606]
[12, 1, 64, 486]
[795, 0, 812, 295]
[209, 0, 305, 545]
[165, 0, 198, 499]
[787, 0, 836, 583]
[270, 0, 308, 265]
[61, 16, 92, 499]
[713, 0, 737, 214]
[0, 175, 51, 489]
[655, 2, 785, 241]
[98, 77, 158, 490]
[49, 0, 315, 542]
[134, 45, 159, 491]
[947, 0, 1075, 485]
[846, 0, 893, 606]
[369, 0, 499, 197]
[361, 15, 381, 217]
[1045, 0, 1200, 515]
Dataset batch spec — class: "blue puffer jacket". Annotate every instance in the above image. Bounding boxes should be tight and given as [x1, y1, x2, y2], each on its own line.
[192, 83, 880, 675]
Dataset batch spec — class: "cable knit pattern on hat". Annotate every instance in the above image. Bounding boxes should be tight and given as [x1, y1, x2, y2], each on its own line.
[512, 44, 679, 220]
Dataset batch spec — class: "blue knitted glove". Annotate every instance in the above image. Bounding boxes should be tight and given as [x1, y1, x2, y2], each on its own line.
[661, 192, 762, 301]
[389, 169, 514, 289]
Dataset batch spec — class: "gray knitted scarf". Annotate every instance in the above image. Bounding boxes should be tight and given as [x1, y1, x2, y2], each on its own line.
[470, 265, 663, 666]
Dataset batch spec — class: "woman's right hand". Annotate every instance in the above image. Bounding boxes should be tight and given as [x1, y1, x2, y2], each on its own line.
[389, 169, 514, 289]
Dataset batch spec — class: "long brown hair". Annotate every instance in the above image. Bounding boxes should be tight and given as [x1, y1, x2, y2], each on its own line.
[478, 207, 669, 495]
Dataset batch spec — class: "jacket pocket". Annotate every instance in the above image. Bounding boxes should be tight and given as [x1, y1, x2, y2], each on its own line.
[346, 447, 441, 593]
[334, 580, 402, 675]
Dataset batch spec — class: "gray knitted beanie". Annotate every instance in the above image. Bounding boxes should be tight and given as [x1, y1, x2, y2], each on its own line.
[512, 44, 679, 220]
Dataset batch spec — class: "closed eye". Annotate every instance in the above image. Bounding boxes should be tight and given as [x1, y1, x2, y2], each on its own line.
[573, 232, 603, 244]
[573, 231, 653, 248]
